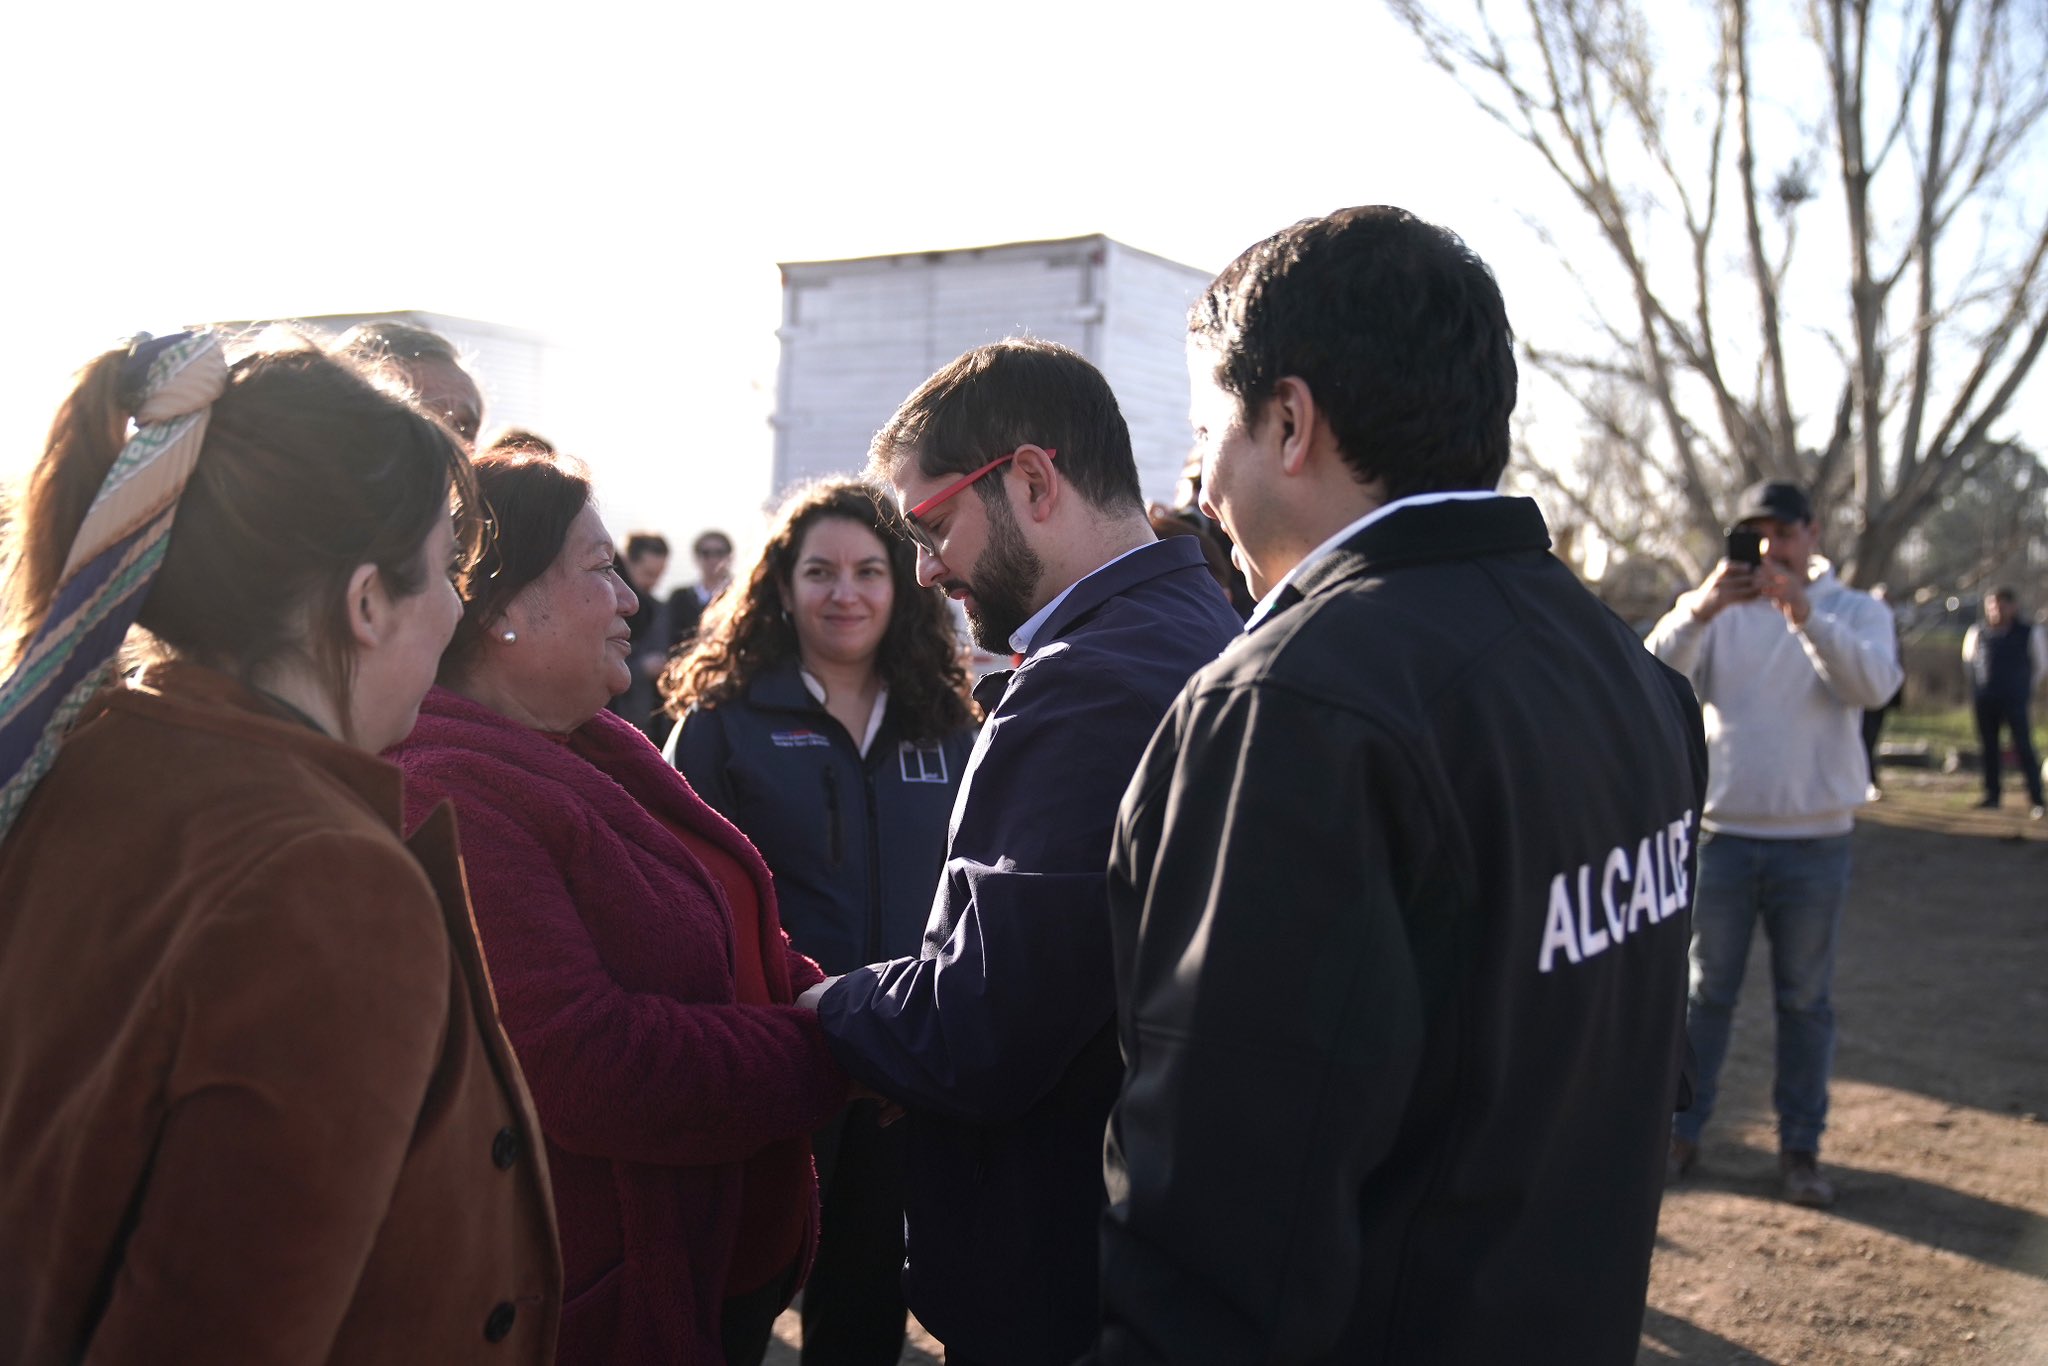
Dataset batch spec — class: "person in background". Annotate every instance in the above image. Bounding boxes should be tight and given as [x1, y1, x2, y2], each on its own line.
[1163, 450, 1260, 618]
[1146, 501, 1252, 619]
[1860, 585, 1904, 800]
[336, 319, 484, 447]
[1650, 479, 1903, 1207]
[663, 477, 979, 1366]
[486, 426, 557, 456]
[1963, 585, 2046, 817]
[671, 527, 736, 647]
[797, 339, 1243, 1366]
[609, 531, 672, 740]
[0, 330, 559, 1363]
[391, 447, 849, 1366]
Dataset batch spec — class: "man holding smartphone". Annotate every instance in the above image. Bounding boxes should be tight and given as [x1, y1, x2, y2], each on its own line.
[1647, 481, 1903, 1207]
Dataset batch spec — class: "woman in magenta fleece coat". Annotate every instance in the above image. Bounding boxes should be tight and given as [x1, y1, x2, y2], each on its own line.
[392, 443, 849, 1366]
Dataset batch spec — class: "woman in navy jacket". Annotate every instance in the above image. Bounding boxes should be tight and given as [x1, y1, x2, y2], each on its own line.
[662, 478, 977, 1366]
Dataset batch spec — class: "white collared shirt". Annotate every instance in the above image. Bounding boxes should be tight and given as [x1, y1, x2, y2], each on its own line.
[1008, 541, 1155, 658]
[799, 669, 889, 756]
[1243, 490, 1505, 630]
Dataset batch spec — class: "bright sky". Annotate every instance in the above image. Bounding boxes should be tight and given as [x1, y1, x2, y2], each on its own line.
[4, 0, 2039, 580]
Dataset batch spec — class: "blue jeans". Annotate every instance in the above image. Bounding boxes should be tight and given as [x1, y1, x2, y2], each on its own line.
[1673, 829, 1853, 1153]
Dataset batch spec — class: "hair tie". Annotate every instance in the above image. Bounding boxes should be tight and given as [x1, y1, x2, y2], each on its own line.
[0, 330, 228, 840]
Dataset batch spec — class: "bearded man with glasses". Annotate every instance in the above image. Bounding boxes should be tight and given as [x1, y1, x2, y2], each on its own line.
[795, 337, 1242, 1366]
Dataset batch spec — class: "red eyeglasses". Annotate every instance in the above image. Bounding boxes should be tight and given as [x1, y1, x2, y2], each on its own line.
[903, 447, 1057, 555]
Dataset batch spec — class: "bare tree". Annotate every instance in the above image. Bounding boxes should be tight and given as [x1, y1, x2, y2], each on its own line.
[1390, 0, 2048, 586]
[1895, 439, 2048, 596]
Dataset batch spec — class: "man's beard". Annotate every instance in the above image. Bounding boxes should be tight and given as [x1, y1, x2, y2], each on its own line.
[961, 493, 1043, 653]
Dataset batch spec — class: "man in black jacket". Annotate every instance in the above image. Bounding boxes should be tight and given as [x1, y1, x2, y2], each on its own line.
[797, 339, 1242, 1365]
[1092, 207, 1708, 1365]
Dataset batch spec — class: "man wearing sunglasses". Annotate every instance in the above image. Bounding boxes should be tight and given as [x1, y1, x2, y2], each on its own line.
[1089, 208, 1707, 1365]
[797, 338, 1242, 1366]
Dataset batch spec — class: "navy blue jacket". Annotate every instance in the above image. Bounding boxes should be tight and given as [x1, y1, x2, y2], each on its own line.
[667, 661, 975, 975]
[1978, 620, 2036, 702]
[816, 536, 1242, 1365]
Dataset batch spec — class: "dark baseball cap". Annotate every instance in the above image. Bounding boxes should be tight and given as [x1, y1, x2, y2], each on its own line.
[1731, 480, 1812, 526]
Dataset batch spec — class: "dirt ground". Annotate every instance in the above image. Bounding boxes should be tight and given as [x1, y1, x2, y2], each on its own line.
[770, 765, 2048, 1365]
[1642, 765, 2048, 1364]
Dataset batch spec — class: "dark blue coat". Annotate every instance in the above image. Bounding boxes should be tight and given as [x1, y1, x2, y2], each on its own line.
[816, 536, 1242, 1365]
[667, 661, 975, 976]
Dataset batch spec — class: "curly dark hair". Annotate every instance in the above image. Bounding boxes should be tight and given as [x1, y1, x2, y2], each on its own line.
[660, 478, 977, 741]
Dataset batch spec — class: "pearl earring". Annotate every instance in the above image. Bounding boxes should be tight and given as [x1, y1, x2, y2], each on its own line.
[500, 629, 518, 644]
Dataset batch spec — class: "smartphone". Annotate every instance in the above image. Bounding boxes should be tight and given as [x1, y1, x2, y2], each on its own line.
[1724, 527, 1763, 567]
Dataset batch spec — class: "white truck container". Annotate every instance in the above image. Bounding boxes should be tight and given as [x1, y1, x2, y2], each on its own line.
[771, 235, 1215, 503]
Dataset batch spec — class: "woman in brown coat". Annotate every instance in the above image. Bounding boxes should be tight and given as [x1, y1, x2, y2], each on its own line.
[0, 332, 561, 1364]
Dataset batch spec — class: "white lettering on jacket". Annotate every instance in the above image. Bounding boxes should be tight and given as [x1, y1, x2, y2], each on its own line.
[1538, 810, 1696, 974]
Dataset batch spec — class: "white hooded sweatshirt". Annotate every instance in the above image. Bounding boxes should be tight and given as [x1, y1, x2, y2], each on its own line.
[1647, 558, 1903, 838]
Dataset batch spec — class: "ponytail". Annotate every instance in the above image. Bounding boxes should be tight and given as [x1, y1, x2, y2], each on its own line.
[0, 332, 227, 838]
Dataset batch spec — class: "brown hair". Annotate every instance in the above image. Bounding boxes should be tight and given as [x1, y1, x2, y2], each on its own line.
[2, 333, 478, 738]
[483, 427, 556, 457]
[336, 319, 463, 369]
[625, 532, 670, 562]
[867, 338, 1143, 515]
[439, 445, 594, 684]
[661, 478, 976, 741]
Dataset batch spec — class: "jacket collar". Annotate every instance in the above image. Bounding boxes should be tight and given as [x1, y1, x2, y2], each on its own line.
[1029, 536, 1211, 655]
[743, 658, 825, 714]
[976, 537, 1213, 704]
[1271, 496, 1553, 624]
[112, 661, 406, 834]
[971, 667, 1013, 712]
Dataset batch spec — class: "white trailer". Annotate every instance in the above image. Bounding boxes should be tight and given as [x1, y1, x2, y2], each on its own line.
[771, 235, 1215, 504]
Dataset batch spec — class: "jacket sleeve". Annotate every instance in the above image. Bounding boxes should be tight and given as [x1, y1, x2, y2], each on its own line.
[669, 705, 735, 814]
[784, 933, 827, 994]
[814, 663, 1151, 1123]
[1095, 683, 1428, 1366]
[84, 833, 454, 1366]
[1795, 593, 1904, 710]
[451, 795, 847, 1168]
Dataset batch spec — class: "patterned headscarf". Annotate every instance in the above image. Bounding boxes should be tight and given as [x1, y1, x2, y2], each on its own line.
[0, 331, 229, 839]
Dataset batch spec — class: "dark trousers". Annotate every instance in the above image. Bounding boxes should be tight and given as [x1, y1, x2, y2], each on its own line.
[1861, 707, 1887, 789]
[801, 1103, 909, 1366]
[1973, 693, 2045, 805]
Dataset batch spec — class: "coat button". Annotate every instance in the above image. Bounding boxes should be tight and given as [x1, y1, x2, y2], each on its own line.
[484, 1302, 517, 1342]
[491, 1126, 521, 1169]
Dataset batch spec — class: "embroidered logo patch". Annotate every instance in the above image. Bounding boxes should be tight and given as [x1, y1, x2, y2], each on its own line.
[771, 729, 832, 749]
[899, 740, 950, 783]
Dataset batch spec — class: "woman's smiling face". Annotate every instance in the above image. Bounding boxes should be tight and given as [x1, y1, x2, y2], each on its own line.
[786, 516, 895, 671]
[490, 502, 639, 730]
